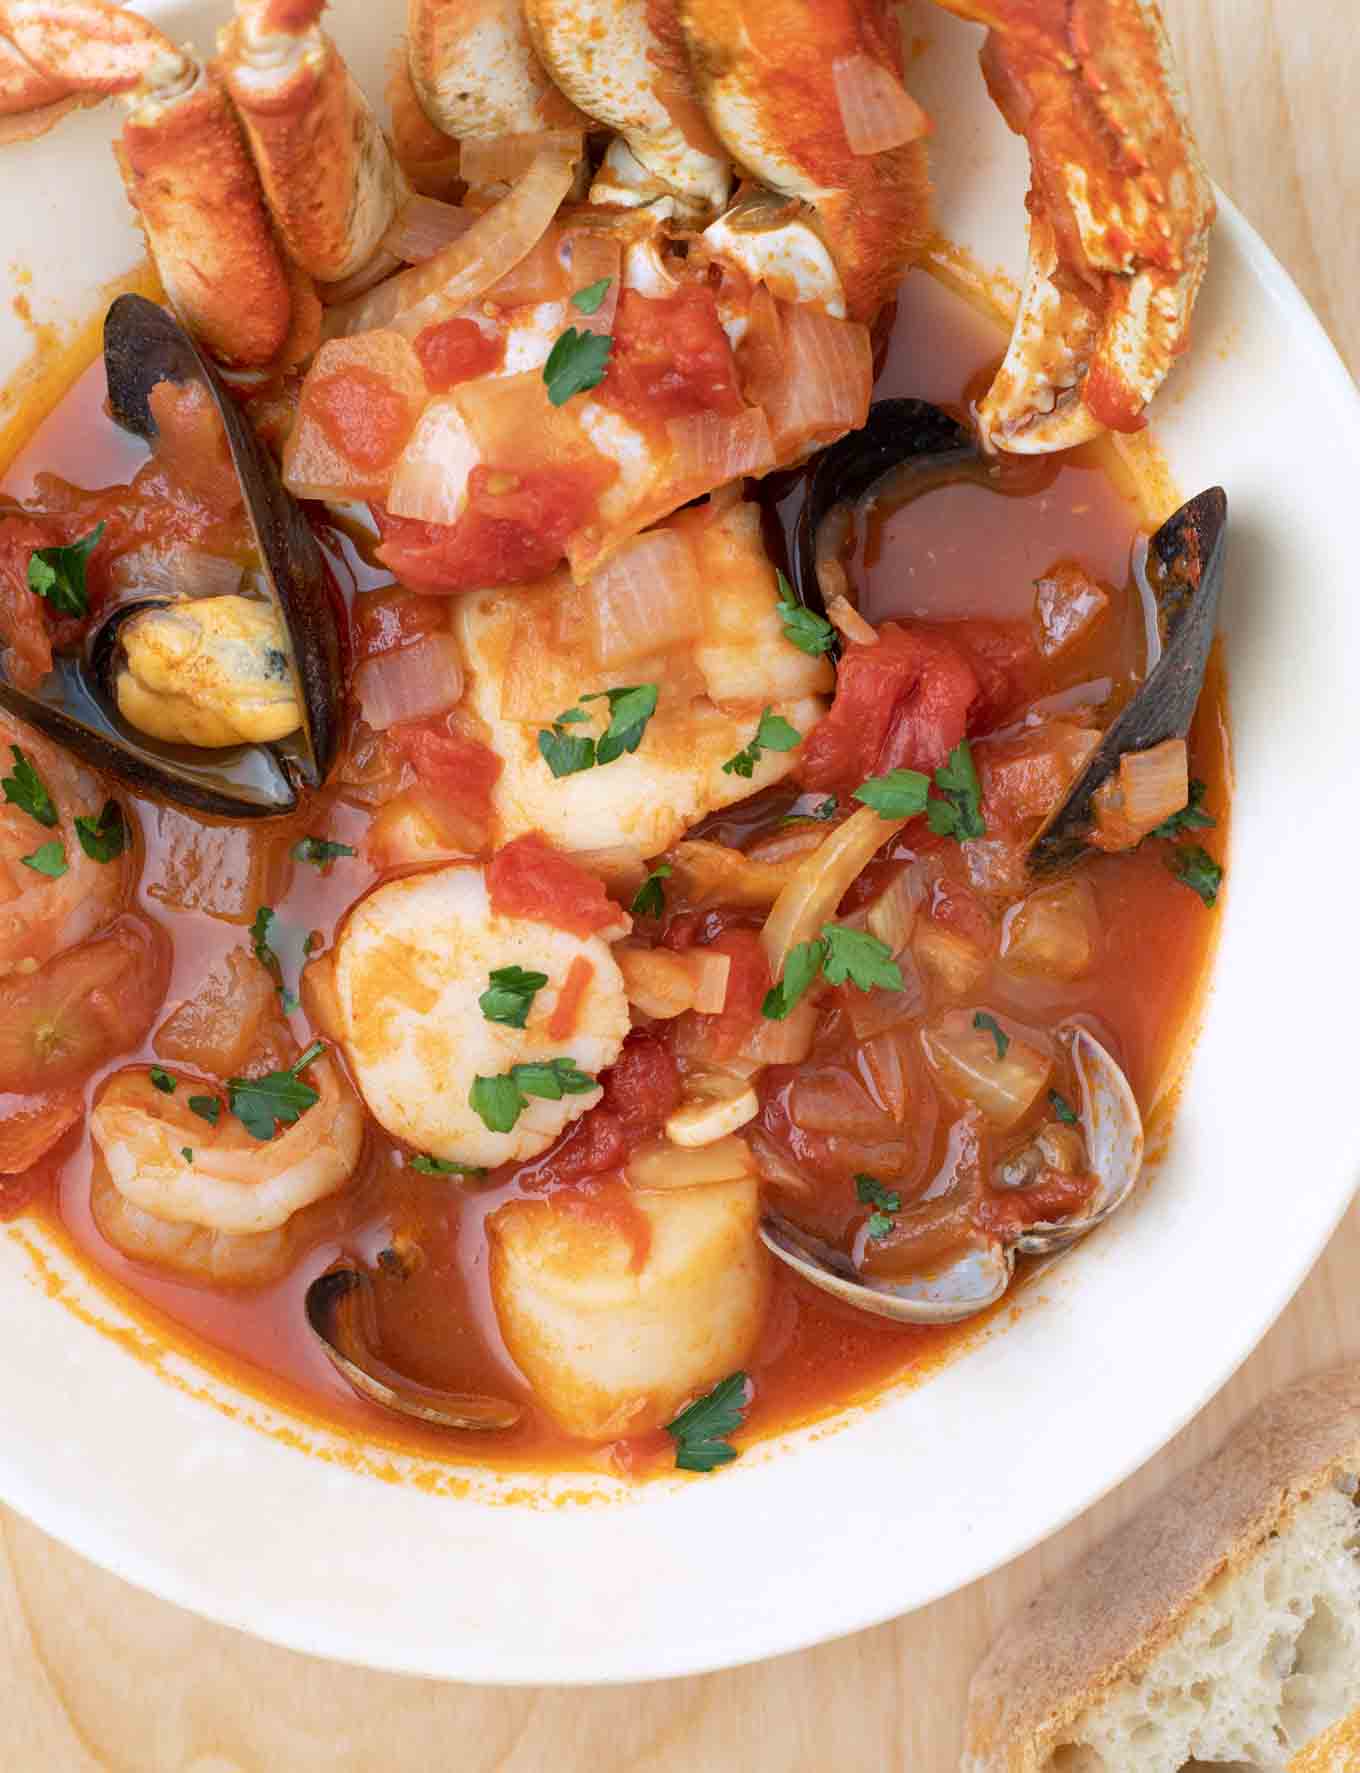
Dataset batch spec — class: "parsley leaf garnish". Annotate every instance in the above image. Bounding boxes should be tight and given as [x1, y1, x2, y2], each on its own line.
[21, 839, 66, 878]
[539, 720, 597, 778]
[2, 745, 57, 827]
[1151, 778, 1215, 841]
[973, 1012, 1010, 1059]
[409, 1153, 488, 1178]
[854, 767, 932, 821]
[250, 905, 278, 972]
[291, 836, 357, 869]
[1049, 1089, 1079, 1126]
[570, 277, 612, 315]
[722, 706, 801, 779]
[664, 1371, 750, 1473]
[821, 925, 903, 994]
[856, 1172, 902, 1240]
[479, 964, 549, 1029]
[1166, 843, 1223, 908]
[543, 326, 612, 405]
[27, 522, 103, 618]
[469, 1057, 597, 1133]
[926, 741, 986, 841]
[538, 685, 659, 777]
[74, 799, 126, 863]
[228, 1040, 326, 1141]
[188, 1095, 221, 1127]
[775, 573, 835, 656]
[761, 937, 827, 1021]
[181, 1147, 194, 1163]
[149, 1066, 176, 1094]
[631, 863, 672, 920]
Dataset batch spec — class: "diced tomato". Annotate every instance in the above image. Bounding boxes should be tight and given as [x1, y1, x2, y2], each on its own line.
[600, 286, 746, 424]
[518, 1109, 628, 1190]
[926, 872, 993, 949]
[672, 928, 771, 1063]
[0, 513, 61, 689]
[487, 834, 620, 938]
[388, 714, 502, 843]
[374, 461, 612, 593]
[800, 622, 980, 793]
[598, 1030, 682, 1134]
[414, 317, 505, 391]
[307, 365, 418, 474]
[0, 1088, 82, 1175]
[353, 587, 450, 663]
[950, 619, 1036, 729]
[547, 954, 595, 1040]
[974, 1170, 1099, 1240]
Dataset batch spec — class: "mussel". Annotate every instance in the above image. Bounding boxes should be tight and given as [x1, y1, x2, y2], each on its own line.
[305, 1262, 522, 1432]
[759, 1024, 1144, 1326]
[0, 295, 341, 818]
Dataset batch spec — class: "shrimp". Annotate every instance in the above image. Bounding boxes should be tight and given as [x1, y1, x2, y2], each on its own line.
[0, 711, 129, 979]
[322, 861, 631, 1170]
[90, 1055, 363, 1284]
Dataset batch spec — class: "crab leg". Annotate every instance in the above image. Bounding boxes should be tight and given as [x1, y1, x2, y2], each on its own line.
[0, 0, 293, 367]
[932, 0, 1215, 451]
[407, 0, 586, 140]
[676, 0, 930, 323]
[216, 0, 406, 286]
[525, 0, 730, 219]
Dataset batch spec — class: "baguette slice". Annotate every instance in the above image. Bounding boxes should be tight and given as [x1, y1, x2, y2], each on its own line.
[962, 1366, 1360, 1772]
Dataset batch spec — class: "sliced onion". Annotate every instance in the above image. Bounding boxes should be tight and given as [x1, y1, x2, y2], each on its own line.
[107, 545, 243, 604]
[688, 951, 733, 1016]
[318, 248, 406, 307]
[1000, 878, 1099, 982]
[1033, 561, 1111, 658]
[564, 232, 621, 335]
[461, 130, 584, 189]
[826, 592, 877, 646]
[832, 52, 931, 155]
[922, 1009, 1053, 1131]
[669, 838, 809, 910]
[761, 805, 906, 979]
[865, 865, 923, 955]
[365, 783, 486, 869]
[386, 397, 482, 525]
[616, 947, 703, 1019]
[627, 1135, 754, 1190]
[746, 1128, 815, 1198]
[669, 406, 775, 491]
[355, 633, 464, 733]
[791, 1066, 895, 1138]
[585, 529, 703, 667]
[330, 146, 578, 340]
[762, 304, 873, 463]
[1092, 738, 1189, 850]
[382, 195, 477, 265]
[734, 994, 818, 1069]
[913, 923, 987, 999]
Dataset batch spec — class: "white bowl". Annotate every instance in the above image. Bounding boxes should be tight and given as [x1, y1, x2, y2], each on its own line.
[1, 0, 1358, 1685]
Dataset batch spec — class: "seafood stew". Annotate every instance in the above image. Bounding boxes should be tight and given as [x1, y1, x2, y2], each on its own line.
[0, 0, 1225, 1475]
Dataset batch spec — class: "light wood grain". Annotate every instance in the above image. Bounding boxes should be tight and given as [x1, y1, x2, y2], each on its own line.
[3, 5, 1357, 1769]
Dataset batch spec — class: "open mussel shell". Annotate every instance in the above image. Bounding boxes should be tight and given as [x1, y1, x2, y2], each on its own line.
[791, 398, 976, 613]
[1011, 1024, 1145, 1258]
[1031, 487, 1228, 873]
[305, 1263, 522, 1432]
[760, 1211, 1013, 1328]
[0, 295, 342, 818]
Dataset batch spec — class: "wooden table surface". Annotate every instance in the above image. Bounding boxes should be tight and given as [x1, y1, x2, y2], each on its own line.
[4, 6, 1358, 1768]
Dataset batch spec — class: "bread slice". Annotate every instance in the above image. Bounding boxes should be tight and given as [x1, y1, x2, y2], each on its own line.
[962, 1367, 1360, 1772]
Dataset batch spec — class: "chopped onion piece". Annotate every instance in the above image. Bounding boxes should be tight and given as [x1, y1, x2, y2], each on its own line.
[761, 805, 906, 979]
[791, 1066, 896, 1138]
[1001, 879, 1099, 981]
[747, 1128, 814, 1198]
[860, 1029, 916, 1123]
[762, 304, 873, 463]
[330, 146, 578, 339]
[365, 784, 486, 868]
[913, 923, 988, 1000]
[386, 397, 482, 525]
[355, 633, 464, 733]
[1033, 561, 1111, 658]
[688, 951, 733, 1016]
[616, 947, 702, 1019]
[319, 248, 405, 306]
[668, 406, 775, 490]
[734, 995, 818, 1070]
[461, 130, 584, 189]
[1092, 738, 1189, 850]
[826, 593, 877, 646]
[627, 1135, 754, 1189]
[832, 52, 931, 155]
[585, 529, 703, 666]
[922, 1009, 1053, 1130]
[107, 546, 243, 604]
[865, 865, 924, 956]
[382, 195, 477, 265]
[668, 838, 805, 910]
[572, 845, 646, 894]
[844, 958, 926, 1039]
[563, 232, 621, 335]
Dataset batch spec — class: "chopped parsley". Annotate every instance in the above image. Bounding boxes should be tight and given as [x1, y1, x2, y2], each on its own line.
[761, 937, 827, 1021]
[539, 684, 659, 778]
[543, 326, 612, 405]
[722, 706, 801, 779]
[780, 795, 839, 827]
[27, 522, 103, 618]
[2, 745, 57, 827]
[775, 574, 835, 657]
[149, 1066, 176, 1095]
[664, 1371, 750, 1473]
[74, 799, 127, 863]
[181, 1148, 194, 1164]
[1049, 1089, 1079, 1126]
[853, 767, 931, 821]
[570, 277, 612, 315]
[973, 1012, 1010, 1060]
[631, 862, 672, 920]
[856, 1173, 902, 1241]
[228, 1041, 326, 1141]
[479, 964, 549, 1029]
[925, 741, 986, 841]
[1151, 778, 1215, 841]
[469, 1057, 597, 1134]
[291, 836, 357, 869]
[1166, 843, 1223, 908]
[250, 905, 278, 972]
[762, 924, 902, 1019]
[410, 1154, 488, 1178]
[21, 839, 66, 878]
[188, 1095, 222, 1127]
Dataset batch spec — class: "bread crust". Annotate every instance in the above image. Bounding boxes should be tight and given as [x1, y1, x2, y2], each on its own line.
[962, 1365, 1360, 1772]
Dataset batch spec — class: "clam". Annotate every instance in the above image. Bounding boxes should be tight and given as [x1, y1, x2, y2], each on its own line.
[0, 295, 342, 818]
[305, 1262, 522, 1432]
[759, 1024, 1143, 1326]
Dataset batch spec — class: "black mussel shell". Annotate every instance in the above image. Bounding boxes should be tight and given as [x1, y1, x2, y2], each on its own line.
[0, 295, 342, 818]
[792, 398, 976, 611]
[1031, 487, 1228, 873]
